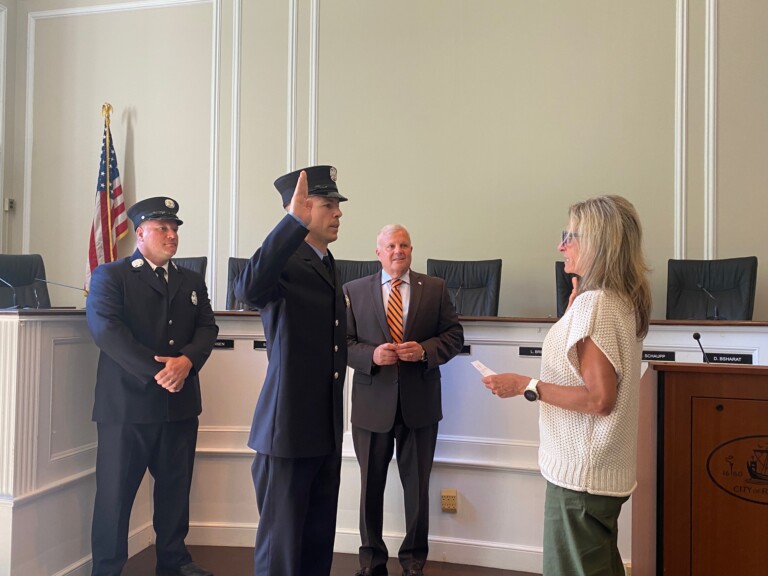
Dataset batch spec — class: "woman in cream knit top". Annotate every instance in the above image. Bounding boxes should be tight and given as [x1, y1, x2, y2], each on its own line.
[538, 288, 642, 497]
[482, 195, 651, 576]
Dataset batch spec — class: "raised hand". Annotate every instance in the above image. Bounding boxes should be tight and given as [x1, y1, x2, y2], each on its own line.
[288, 170, 313, 227]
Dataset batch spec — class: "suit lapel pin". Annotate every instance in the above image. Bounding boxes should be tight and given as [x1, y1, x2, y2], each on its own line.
[191, 291, 198, 305]
[132, 259, 144, 268]
[345, 294, 350, 308]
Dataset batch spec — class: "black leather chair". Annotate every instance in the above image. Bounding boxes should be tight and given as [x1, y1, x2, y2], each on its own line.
[555, 261, 579, 317]
[173, 256, 207, 277]
[226, 257, 256, 311]
[335, 259, 382, 287]
[666, 256, 758, 320]
[426, 258, 502, 316]
[0, 254, 52, 309]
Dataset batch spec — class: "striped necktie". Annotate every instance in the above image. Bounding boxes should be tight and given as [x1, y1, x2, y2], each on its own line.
[387, 278, 404, 343]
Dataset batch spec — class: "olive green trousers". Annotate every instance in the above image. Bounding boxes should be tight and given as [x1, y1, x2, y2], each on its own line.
[543, 481, 629, 576]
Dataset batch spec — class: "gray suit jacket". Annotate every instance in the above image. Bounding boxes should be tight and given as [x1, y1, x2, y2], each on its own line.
[344, 270, 463, 432]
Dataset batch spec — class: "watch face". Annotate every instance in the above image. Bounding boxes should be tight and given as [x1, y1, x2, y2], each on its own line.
[524, 389, 538, 402]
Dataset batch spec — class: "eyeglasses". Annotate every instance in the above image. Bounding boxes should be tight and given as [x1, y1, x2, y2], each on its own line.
[561, 230, 579, 245]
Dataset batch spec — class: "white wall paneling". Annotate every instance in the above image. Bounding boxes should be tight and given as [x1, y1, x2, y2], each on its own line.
[207, 0, 222, 305]
[674, 0, 688, 259]
[704, 0, 718, 259]
[228, 0, 242, 261]
[0, 312, 152, 576]
[0, 6, 7, 253]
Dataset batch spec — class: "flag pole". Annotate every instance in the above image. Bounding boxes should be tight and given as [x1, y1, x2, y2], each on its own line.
[87, 103, 127, 292]
[102, 103, 114, 259]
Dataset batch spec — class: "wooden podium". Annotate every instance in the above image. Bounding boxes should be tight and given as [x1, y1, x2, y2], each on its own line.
[633, 363, 768, 576]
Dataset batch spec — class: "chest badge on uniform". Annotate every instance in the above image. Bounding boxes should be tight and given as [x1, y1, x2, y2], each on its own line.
[191, 291, 198, 305]
[131, 259, 144, 268]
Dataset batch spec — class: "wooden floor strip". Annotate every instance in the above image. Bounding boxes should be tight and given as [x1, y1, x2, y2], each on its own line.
[124, 545, 539, 576]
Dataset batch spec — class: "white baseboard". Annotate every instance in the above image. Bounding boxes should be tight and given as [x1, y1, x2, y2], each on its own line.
[187, 523, 543, 574]
[53, 523, 154, 576]
[127, 524, 156, 561]
[187, 522, 257, 547]
[423, 535, 542, 574]
[334, 529, 543, 574]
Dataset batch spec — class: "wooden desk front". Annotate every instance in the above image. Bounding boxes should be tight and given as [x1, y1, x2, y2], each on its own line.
[634, 363, 768, 576]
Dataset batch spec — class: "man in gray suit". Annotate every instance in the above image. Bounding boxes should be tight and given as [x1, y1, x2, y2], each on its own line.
[343, 225, 464, 576]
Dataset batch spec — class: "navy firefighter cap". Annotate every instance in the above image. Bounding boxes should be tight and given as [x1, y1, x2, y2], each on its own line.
[274, 165, 348, 207]
[127, 197, 184, 229]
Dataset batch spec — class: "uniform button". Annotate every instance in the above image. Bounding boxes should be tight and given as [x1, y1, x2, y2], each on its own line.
[168, 319, 173, 325]
[334, 345, 339, 352]
[335, 319, 339, 326]
[169, 340, 175, 346]
[334, 372, 339, 379]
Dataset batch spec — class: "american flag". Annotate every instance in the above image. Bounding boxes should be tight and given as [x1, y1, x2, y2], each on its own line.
[85, 124, 128, 291]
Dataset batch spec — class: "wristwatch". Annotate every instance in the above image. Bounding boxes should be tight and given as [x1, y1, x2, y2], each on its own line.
[523, 378, 540, 402]
[420, 347, 427, 362]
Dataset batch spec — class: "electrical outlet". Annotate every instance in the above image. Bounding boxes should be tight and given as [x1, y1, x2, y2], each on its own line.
[3, 198, 15, 212]
[440, 488, 457, 513]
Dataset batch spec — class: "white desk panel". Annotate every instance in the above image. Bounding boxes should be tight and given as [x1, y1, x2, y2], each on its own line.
[3, 311, 766, 574]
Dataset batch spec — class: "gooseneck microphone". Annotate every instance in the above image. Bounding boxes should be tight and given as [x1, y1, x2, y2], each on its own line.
[454, 283, 463, 315]
[697, 283, 722, 320]
[693, 332, 710, 364]
[34, 277, 88, 296]
[0, 275, 19, 309]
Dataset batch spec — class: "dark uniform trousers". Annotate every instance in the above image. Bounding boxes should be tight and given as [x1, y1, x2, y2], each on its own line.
[91, 418, 198, 576]
[251, 451, 342, 576]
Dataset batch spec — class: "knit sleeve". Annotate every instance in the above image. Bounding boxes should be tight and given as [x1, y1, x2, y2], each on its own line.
[564, 290, 626, 382]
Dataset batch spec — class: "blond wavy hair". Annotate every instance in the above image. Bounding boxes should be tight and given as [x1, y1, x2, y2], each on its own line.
[568, 195, 652, 337]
